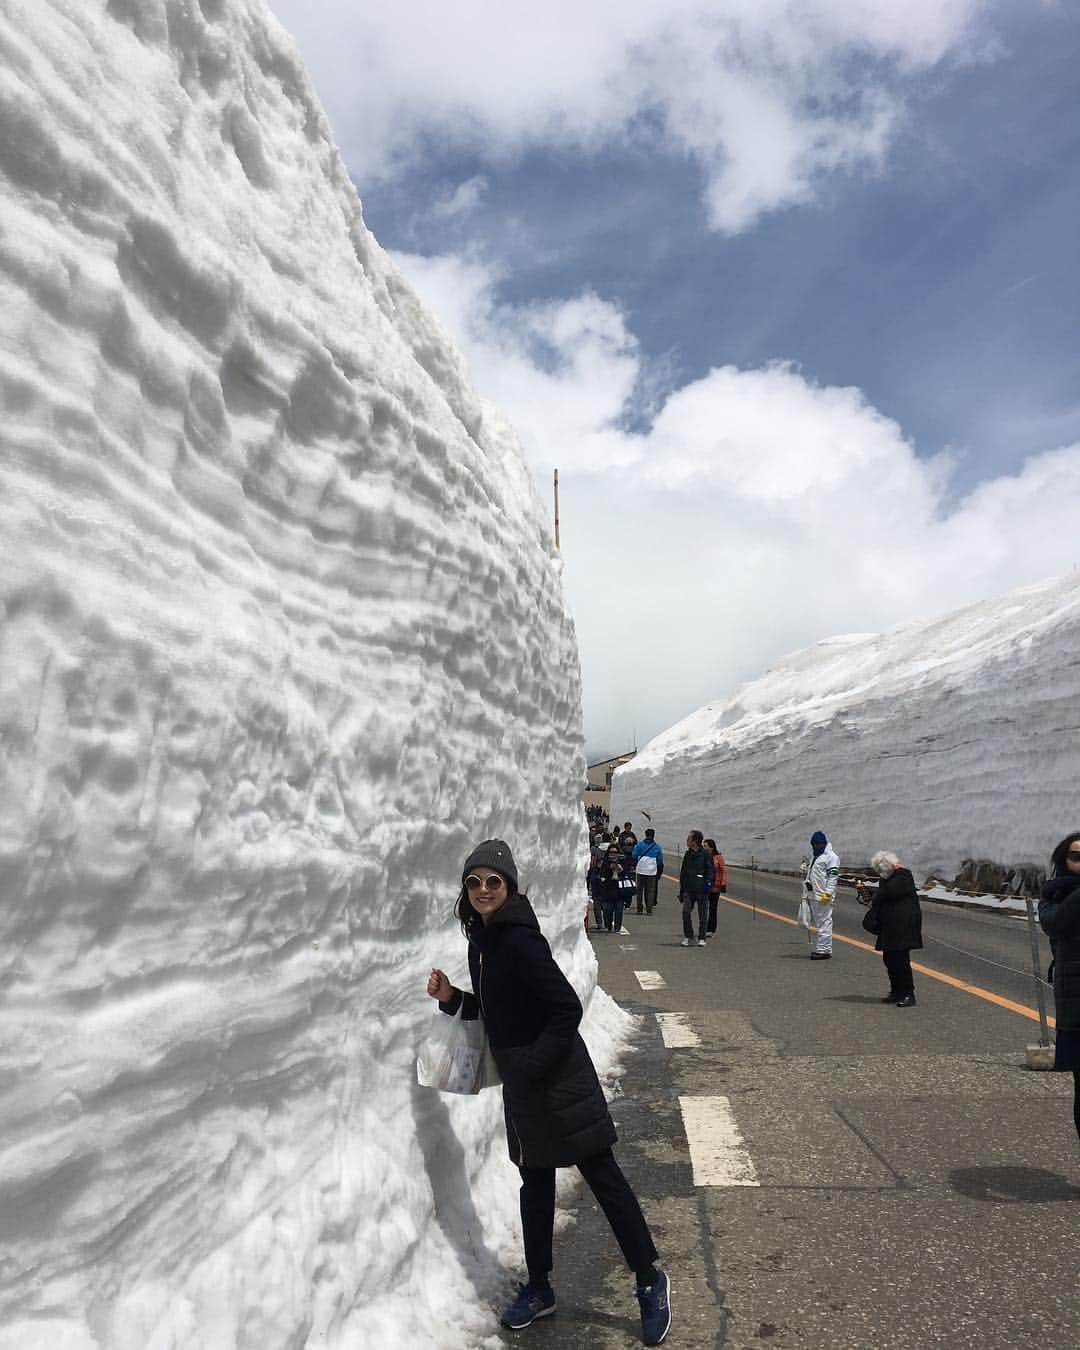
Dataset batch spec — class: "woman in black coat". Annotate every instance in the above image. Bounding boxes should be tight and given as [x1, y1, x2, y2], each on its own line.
[869, 850, 923, 1007]
[426, 839, 671, 1345]
[595, 842, 627, 932]
[1038, 831, 1080, 1144]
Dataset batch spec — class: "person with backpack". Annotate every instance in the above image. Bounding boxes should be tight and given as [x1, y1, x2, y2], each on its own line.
[631, 829, 664, 915]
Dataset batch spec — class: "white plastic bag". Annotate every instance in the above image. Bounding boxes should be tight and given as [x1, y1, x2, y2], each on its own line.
[416, 1006, 500, 1094]
[797, 897, 812, 929]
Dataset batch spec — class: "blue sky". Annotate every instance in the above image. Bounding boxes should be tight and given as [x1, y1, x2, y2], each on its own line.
[269, 1, 1080, 758]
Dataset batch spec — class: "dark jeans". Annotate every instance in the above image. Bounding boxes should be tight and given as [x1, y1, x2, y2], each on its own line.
[883, 949, 915, 997]
[635, 874, 658, 913]
[682, 892, 707, 940]
[519, 1147, 658, 1284]
[706, 893, 720, 934]
[601, 897, 624, 932]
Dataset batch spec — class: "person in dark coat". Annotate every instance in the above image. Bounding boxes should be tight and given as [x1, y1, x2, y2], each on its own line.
[595, 843, 628, 932]
[869, 850, 923, 1007]
[1038, 831, 1080, 1144]
[426, 839, 672, 1344]
[678, 830, 714, 947]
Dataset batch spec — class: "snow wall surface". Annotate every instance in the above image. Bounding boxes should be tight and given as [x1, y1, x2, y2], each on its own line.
[0, 4, 617, 1347]
[612, 571, 1080, 883]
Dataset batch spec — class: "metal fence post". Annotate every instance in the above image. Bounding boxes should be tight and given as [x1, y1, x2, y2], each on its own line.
[1024, 896, 1053, 1069]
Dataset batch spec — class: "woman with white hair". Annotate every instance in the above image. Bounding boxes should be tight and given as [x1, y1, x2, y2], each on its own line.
[870, 851, 923, 1007]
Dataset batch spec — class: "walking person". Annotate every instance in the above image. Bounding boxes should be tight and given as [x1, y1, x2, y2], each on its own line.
[678, 831, 713, 947]
[632, 829, 664, 915]
[426, 840, 672, 1343]
[1038, 831, 1080, 1146]
[596, 844, 628, 934]
[804, 830, 840, 959]
[703, 840, 727, 938]
[869, 851, 922, 1006]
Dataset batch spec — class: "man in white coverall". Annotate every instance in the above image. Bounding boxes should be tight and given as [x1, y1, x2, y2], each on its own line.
[805, 830, 840, 959]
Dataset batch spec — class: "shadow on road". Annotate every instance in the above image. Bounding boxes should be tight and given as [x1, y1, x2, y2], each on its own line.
[948, 1166, 1080, 1203]
[826, 994, 889, 1005]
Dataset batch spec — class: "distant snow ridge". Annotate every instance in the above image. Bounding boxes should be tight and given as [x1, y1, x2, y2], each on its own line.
[0, 4, 610, 1348]
[613, 571, 1080, 882]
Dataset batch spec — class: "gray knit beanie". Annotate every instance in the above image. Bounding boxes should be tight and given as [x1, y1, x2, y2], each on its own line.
[461, 839, 518, 889]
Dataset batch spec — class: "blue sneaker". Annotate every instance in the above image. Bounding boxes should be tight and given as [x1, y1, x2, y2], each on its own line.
[636, 1268, 672, 1345]
[501, 1283, 556, 1329]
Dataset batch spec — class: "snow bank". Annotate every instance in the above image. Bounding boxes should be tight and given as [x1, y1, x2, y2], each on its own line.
[0, 3, 614, 1346]
[612, 571, 1080, 882]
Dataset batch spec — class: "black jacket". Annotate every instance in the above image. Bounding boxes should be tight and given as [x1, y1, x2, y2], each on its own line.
[444, 893, 615, 1168]
[595, 858, 627, 903]
[873, 867, 923, 952]
[679, 847, 714, 899]
[1039, 877, 1080, 1033]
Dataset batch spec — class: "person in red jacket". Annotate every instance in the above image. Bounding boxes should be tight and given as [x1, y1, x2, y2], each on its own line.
[703, 839, 727, 939]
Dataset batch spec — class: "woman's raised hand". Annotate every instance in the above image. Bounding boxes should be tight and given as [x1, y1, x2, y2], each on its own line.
[427, 968, 453, 1003]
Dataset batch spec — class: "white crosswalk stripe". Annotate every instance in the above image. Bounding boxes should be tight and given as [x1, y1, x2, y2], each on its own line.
[634, 970, 667, 990]
[679, 1095, 760, 1187]
[656, 1012, 700, 1047]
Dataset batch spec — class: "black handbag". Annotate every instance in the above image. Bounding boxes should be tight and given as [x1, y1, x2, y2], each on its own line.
[861, 905, 881, 936]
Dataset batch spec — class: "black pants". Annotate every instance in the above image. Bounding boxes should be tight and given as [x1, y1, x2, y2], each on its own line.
[706, 894, 720, 934]
[519, 1148, 657, 1284]
[635, 874, 658, 913]
[883, 949, 914, 997]
[1073, 1071, 1080, 1144]
[682, 892, 707, 940]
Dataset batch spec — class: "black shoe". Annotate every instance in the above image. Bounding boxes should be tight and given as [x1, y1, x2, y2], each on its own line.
[810, 952, 832, 960]
[895, 994, 917, 1008]
[881, 993, 899, 1003]
[501, 1283, 556, 1329]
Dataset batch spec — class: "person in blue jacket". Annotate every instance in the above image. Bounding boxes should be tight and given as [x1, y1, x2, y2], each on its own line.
[1038, 831, 1080, 1144]
[632, 829, 664, 915]
[426, 839, 672, 1344]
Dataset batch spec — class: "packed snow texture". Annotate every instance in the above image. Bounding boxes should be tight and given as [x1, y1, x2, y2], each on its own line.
[0, 3, 617, 1347]
[612, 571, 1080, 882]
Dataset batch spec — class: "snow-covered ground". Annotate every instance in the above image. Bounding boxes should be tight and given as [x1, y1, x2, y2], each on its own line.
[612, 571, 1080, 884]
[0, 4, 621, 1347]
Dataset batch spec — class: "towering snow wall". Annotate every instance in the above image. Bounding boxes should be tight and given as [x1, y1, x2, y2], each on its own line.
[612, 571, 1080, 883]
[0, 4, 605, 1347]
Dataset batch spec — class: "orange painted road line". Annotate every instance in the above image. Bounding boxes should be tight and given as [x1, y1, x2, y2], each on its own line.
[658, 874, 1055, 1028]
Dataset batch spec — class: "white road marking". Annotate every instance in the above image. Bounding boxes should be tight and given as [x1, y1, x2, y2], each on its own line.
[656, 1013, 700, 1048]
[619, 944, 638, 952]
[679, 1095, 760, 1187]
[634, 970, 667, 990]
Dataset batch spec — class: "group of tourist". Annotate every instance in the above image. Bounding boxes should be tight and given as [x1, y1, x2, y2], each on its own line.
[585, 820, 728, 942]
[418, 819, 1080, 1348]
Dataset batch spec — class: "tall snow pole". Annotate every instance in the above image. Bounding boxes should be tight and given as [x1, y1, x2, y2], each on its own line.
[553, 468, 560, 550]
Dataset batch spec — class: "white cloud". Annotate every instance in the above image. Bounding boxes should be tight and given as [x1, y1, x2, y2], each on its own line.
[392, 247, 1080, 753]
[270, 0, 993, 233]
[430, 175, 488, 220]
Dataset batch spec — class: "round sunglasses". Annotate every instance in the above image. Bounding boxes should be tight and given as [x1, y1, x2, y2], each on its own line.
[465, 873, 506, 892]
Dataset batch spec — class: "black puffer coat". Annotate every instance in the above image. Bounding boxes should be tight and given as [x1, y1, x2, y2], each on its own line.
[1039, 877, 1080, 1035]
[443, 893, 616, 1169]
[873, 867, 923, 953]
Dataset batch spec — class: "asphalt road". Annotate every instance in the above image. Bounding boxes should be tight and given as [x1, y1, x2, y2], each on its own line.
[491, 867, 1078, 1350]
[726, 864, 1054, 1029]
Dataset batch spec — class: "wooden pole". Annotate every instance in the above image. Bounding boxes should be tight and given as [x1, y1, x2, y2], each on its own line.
[553, 468, 560, 550]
